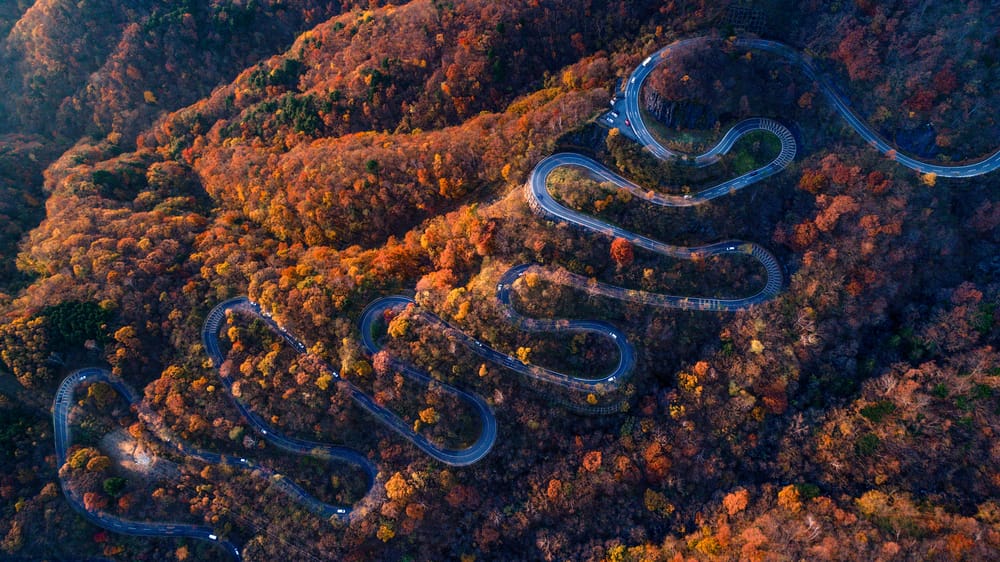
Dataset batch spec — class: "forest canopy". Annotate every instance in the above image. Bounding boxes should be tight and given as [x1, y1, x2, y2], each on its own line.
[0, 1, 998, 560]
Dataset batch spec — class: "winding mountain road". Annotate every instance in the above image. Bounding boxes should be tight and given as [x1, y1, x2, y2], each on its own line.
[54, 296, 496, 560]
[53, 296, 498, 560]
[203, 297, 496, 469]
[360, 292, 634, 393]
[53, 34, 1000, 557]
[359, 62, 796, 399]
[350, 34, 1000, 410]
[54, 369, 242, 561]
[624, 36, 1000, 177]
[525, 152, 785, 309]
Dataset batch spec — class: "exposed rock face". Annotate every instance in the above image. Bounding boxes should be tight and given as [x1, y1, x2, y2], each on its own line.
[642, 89, 718, 131]
[891, 123, 939, 159]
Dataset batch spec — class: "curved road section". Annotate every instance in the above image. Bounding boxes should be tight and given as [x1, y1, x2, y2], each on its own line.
[360, 294, 633, 394]
[55, 294, 499, 558]
[624, 36, 1000, 177]
[361, 44, 800, 398]
[202, 297, 496, 467]
[526, 152, 784, 311]
[353, 35, 1000, 403]
[54, 368, 242, 561]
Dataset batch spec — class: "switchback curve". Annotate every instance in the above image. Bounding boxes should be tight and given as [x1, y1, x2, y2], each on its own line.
[54, 369, 242, 561]
[624, 36, 1000, 177]
[362, 44, 800, 401]
[202, 297, 496, 467]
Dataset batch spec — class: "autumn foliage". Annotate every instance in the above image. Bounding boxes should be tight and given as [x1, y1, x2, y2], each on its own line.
[0, 0, 998, 561]
[610, 237, 635, 268]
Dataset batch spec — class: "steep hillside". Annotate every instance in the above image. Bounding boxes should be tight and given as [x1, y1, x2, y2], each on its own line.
[0, 0, 369, 290]
[0, 1, 998, 561]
